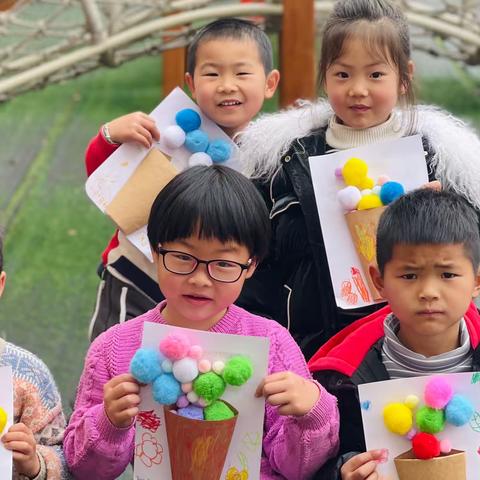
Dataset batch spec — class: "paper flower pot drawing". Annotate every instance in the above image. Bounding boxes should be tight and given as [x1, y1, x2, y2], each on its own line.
[164, 402, 238, 480]
[394, 449, 466, 480]
[344, 206, 386, 301]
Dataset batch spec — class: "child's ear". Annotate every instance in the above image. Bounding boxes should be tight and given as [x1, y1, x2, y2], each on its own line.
[400, 60, 415, 95]
[264, 70, 280, 99]
[245, 260, 258, 279]
[472, 267, 480, 299]
[185, 72, 196, 99]
[0, 271, 6, 298]
[369, 265, 384, 296]
[150, 247, 160, 266]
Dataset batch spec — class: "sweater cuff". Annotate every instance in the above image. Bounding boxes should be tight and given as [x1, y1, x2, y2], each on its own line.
[94, 403, 135, 445]
[294, 380, 338, 430]
[20, 450, 46, 480]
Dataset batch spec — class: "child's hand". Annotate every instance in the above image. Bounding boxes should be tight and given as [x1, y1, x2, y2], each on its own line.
[2, 423, 40, 478]
[422, 180, 441, 191]
[106, 112, 160, 148]
[255, 371, 320, 416]
[103, 373, 141, 428]
[340, 449, 389, 480]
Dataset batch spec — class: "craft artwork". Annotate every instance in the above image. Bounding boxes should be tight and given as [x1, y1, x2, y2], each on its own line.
[336, 157, 405, 301]
[308, 135, 428, 309]
[131, 325, 267, 480]
[86, 87, 238, 261]
[382, 377, 474, 480]
[0, 366, 13, 477]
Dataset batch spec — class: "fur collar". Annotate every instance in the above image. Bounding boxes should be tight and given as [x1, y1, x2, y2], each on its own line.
[239, 100, 480, 210]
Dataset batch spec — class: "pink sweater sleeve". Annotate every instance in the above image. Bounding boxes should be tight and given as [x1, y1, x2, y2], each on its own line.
[262, 327, 340, 479]
[63, 334, 135, 480]
[85, 129, 119, 177]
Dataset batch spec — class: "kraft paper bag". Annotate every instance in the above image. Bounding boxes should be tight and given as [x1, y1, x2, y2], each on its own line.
[106, 148, 177, 234]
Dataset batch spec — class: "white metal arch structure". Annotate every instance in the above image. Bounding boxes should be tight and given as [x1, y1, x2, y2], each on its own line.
[0, 0, 478, 101]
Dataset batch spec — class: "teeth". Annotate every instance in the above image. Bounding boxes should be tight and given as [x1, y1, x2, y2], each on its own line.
[220, 101, 240, 106]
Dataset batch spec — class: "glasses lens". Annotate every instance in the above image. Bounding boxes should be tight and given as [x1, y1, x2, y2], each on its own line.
[208, 260, 243, 282]
[164, 252, 196, 274]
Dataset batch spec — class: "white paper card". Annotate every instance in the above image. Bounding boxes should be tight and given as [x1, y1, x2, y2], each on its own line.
[309, 135, 428, 309]
[358, 372, 480, 479]
[133, 322, 269, 480]
[0, 366, 13, 477]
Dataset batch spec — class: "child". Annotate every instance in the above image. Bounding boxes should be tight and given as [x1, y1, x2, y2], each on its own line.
[86, 17, 280, 341]
[237, 0, 480, 358]
[308, 188, 480, 479]
[0, 232, 70, 479]
[64, 165, 339, 480]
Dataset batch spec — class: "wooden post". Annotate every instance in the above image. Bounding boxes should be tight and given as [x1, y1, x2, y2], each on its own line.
[279, 0, 316, 107]
[162, 45, 186, 97]
[0, 0, 17, 10]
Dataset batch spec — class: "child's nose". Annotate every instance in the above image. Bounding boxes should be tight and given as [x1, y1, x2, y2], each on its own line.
[187, 264, 212, 287]
[348, 80, 368, 97]
[217, 76, 238, 93]
[418, 279, 440, 301]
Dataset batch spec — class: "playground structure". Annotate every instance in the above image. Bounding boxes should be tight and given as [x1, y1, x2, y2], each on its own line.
[0, 0, 478, 106]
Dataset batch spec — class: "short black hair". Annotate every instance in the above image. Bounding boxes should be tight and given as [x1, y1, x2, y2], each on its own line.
[147, 165, 270, 261]
[377, 189, 480, 274]
[186, 17, 273, 75]
[0, 228, 3, 272]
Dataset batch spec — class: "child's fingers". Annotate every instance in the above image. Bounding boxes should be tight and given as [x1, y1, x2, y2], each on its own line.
[104, 374, 140, 399]
[111, 393, 141, 412]
[341, 450, 388, 479]
[255, 372, 289, 397]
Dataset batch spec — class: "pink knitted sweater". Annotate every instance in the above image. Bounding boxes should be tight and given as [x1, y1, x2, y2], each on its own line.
[64, 303, 339, 479]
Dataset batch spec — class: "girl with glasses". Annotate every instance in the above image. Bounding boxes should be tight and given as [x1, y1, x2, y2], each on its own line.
[64, 165, 339, 480]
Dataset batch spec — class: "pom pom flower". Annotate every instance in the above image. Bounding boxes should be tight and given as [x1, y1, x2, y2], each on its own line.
[130, 333, 254, 422]
[382, 376, 474, 461]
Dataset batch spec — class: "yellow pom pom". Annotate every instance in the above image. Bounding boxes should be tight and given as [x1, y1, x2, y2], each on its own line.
[0, 407, 7, 434]
[359, 177, 375, 190]
[342, 158, 368, 187]
[383, 403, 413, 435]
[357, 194, 383, 210]
[405, 394, 420, 410]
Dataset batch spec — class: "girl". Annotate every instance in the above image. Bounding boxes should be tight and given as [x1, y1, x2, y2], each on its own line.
[64, 165, 339, 480]
[237, 0, 480, 358]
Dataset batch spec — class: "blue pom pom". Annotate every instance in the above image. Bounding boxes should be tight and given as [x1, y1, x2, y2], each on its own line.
[206, 139, 232, 163]
[445, 394, 474, 426]
[152, 373, 182, 405]
[184, 129, 209, 153]
[178, 405, 204, 420]
[380, 181, 405, 205]
[175, 108, 201, 132]
[130, 348, 163, 384]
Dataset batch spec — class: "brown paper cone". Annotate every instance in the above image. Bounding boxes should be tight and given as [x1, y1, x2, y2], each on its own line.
[394, 449, 466, 480]
[164, 403, 238, 480]
[106, 148, 177, 234]
[345, 206, 386, 301]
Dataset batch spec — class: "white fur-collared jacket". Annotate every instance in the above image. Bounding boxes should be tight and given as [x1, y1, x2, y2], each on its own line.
[235, 101, 480, 357]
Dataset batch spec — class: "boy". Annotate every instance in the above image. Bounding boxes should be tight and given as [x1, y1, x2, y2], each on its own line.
[86, 17, 279, 341]
[0, 232, 70, 479]
[308, 189, 480, 480]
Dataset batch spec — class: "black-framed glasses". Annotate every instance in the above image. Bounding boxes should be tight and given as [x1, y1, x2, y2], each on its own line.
[157, 247, 252, 283]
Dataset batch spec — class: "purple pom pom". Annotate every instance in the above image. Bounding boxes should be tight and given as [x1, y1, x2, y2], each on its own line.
[178, 405, 204, 420]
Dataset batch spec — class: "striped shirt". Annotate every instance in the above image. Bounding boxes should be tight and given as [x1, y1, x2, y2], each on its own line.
[382, 314, 472, 379]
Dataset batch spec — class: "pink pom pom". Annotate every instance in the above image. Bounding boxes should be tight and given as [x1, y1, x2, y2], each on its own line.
[181, 382, 192, 393]
[334, 167, 343, 178]
[188, 345, 203, 359]
[198, 359, 212, 373]
[377, 175, 390, 186]
[176, 395, 190, 408]
[440, 439, 452, 454]
[159, 334, 190, 360]
[424, 377, 453, 409]
[406, 428, 417, 440]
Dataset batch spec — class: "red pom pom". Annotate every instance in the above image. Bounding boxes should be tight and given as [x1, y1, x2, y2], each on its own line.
[412, 432, 440, 459]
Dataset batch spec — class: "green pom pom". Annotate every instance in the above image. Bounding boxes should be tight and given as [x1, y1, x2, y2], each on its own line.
[223, 356, 253, 386]
[204, 401, 235, 421]
[193, 372, 226, 402]
[416, 406, 445, 434]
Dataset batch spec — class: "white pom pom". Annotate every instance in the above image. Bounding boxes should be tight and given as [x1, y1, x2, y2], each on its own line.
[212, 360, 225, 375]
[172, 357, 199, 383]
[161, 359, 173, 373]
[187, 391, 199, 403]
[372, 185, 382, 196]
[361, 189, 372, 196]
[163, 125, 186, 149]
[188, 152, 212, 167]
[337, 186, 361, 211]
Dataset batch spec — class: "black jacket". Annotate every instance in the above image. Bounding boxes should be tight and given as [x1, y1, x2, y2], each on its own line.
[238, 128, 435, 358]
[309, 303, 480, 479]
